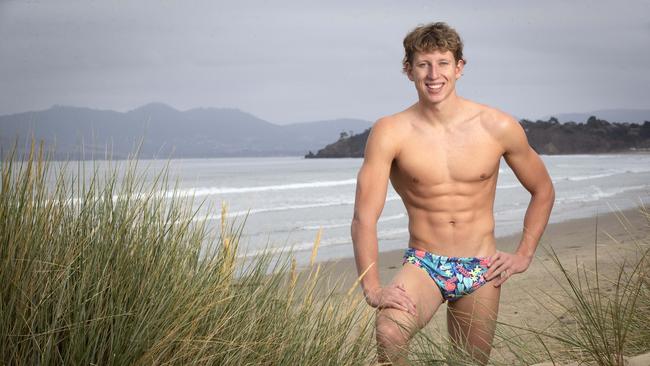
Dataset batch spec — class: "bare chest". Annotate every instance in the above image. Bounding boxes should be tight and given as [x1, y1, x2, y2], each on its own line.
[390, 125, 503, 188]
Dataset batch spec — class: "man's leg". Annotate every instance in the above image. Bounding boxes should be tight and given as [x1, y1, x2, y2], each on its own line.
[376, 262, 444, 365]
[446, 282, 500, 365]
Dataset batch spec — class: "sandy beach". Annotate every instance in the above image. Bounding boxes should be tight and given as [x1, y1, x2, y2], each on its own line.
[314, 206, 649, 343]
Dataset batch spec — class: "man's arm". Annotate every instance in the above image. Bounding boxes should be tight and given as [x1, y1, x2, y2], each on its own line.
[351, 118, 416, 315]
[486, 115, 555, 286]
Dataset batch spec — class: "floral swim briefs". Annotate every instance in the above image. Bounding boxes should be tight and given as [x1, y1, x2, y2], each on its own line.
[402, 247, 490, 302]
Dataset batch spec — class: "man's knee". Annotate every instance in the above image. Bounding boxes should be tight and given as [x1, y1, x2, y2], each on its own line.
[376, 321, 407, 347]
[375, 310, 416, 346]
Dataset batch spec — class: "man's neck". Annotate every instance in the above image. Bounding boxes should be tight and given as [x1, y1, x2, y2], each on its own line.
[415, 95, 464, 126]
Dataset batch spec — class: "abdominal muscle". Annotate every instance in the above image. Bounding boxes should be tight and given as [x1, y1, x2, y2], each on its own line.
[387, 105, 504, 258]
[395, 179, 499, 258]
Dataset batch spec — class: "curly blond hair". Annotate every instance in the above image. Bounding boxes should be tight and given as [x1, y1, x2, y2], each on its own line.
[402, 22, 466, 73]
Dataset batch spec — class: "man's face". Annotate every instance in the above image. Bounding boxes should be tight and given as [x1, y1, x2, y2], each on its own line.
[406, 50, 464, 105]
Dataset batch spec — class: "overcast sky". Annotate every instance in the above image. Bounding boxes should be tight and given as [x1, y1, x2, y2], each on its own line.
[1, 0, 649, 124]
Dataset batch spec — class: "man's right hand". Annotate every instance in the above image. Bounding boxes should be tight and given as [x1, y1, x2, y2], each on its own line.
[364, 284, 417, 316]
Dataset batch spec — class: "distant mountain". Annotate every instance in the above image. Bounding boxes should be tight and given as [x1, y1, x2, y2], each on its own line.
[306, 116, 650, 157]
[0, 103, 372, 159]
[542, 108, 650, 124]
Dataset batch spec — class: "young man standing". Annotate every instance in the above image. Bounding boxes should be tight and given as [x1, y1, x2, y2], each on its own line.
[351, 22, 555, 365]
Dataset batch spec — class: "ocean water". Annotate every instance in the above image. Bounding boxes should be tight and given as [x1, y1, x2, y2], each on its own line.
[44, 154, 650, 266]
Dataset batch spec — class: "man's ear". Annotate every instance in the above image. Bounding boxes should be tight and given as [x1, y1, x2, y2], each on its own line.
[405, 63, 414, 81]
[455, 59, 465, 79]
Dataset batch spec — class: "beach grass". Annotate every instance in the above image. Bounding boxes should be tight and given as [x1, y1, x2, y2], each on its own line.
[527, 208, 650, 365]
[2, 142, 649, 365]
[0, 143, 374, 365]
[408, 206, 650, 366]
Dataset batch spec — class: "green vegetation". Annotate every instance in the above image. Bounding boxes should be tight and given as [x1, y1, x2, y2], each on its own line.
[306, 116, 650, 158]
[526, 243, 649, 364]
[2, 143, 649, 365]
[0, 143, 374, 365]
[412, 207, 650, 366]
[530, 210, 650, 365]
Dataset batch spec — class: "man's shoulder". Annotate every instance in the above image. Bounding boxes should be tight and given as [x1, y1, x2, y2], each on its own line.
[470, 102, 521, 137]
[364, 112, 413, 159]
[371, 110, 414, 137]
[458, 100, 525, 154]
[468, 102, 529, 154]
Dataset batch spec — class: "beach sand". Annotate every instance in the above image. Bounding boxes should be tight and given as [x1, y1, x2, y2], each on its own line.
[310, 206, 649, 361]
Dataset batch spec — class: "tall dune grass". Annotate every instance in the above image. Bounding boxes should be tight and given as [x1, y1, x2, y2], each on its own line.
[3, 142, 649, 365]
[526, 208, 650, 365]
[0, 143, 374, 365]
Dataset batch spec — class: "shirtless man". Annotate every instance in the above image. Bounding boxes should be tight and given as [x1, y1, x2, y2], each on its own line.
[351, 22, 555, 365]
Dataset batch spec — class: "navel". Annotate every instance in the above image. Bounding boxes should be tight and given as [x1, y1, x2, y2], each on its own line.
[412, 177, 420, 184]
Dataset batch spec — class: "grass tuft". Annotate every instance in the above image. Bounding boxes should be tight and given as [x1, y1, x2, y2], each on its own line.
[3, 141, 649, 365]
[0, 143, 374, 365]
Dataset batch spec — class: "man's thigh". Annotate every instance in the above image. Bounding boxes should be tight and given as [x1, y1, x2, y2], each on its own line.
[446, 281, 501, 355]
[377, 262, 445, 334]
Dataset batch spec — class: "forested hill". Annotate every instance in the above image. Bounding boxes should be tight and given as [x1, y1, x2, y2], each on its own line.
[304, 116, 650, 158]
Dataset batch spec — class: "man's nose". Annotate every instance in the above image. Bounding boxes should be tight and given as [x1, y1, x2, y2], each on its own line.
[428, 66, 439, 79]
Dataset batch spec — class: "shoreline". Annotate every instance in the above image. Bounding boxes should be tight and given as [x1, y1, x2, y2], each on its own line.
[307, 206, 649, 362]
[316, 207, 648, 289]
[313, 207, 648, 321]
[19, 149, 650, 163]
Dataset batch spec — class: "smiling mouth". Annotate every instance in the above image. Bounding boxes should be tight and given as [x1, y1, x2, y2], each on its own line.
[425, 82, 444, 92]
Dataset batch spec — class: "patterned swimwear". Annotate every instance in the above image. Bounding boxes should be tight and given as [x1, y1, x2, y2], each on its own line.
[402, 248, 490, 302]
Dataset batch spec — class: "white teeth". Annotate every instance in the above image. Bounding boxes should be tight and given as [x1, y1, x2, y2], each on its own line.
[426, 83, 443, 90]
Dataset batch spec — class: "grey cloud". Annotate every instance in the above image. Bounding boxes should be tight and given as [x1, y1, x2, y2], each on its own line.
[0, 0, 648, 123]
